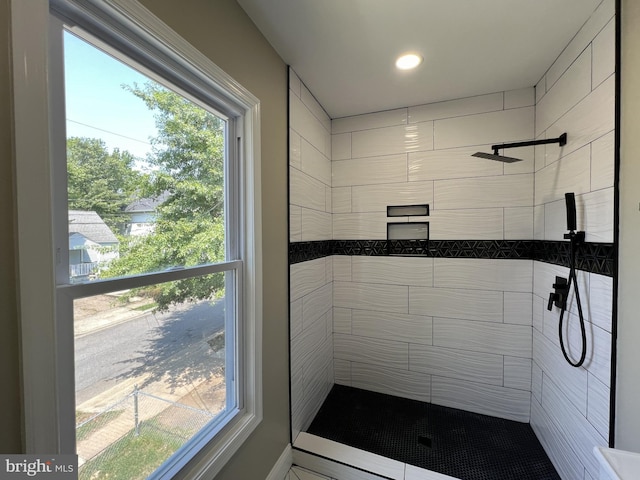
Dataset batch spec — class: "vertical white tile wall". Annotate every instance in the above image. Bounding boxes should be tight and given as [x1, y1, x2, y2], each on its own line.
[330, 85, 536, 421]
[290, 69, 334, 441]
[531, 1, 615, 479]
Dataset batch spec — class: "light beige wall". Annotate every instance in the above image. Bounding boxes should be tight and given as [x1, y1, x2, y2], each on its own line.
[0, 0, 290, 473]
[616, 0, 640, 452]
[0, 0, 24, 453]
[136, 0, 291, 477]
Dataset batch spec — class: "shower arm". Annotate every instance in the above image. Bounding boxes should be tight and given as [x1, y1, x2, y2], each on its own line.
[489, 132, 567, 155]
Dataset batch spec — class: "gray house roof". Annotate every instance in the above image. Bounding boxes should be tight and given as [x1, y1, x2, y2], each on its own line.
[125, 191, 170, 213]
[68, 210, 118, 244]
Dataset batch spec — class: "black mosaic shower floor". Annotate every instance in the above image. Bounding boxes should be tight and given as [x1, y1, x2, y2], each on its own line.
[307, 385, 560, 480]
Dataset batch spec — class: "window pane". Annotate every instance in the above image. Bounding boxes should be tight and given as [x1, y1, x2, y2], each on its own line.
[64, 30, 226, 284]
[74, 272, 235, 479]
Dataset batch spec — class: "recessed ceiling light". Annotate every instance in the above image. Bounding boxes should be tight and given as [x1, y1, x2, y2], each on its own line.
[395, 53, 423, 70]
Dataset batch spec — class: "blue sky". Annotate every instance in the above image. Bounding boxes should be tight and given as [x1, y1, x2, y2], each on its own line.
[64, 31, 157, 160]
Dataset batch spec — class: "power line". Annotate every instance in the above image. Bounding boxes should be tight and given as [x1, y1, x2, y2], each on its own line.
[67, 118, 152, 146]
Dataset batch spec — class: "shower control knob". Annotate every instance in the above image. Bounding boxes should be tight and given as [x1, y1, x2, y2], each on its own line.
[547, 292, 560, 311]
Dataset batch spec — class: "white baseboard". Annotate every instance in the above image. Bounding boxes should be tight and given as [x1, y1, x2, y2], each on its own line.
[265, 443, 292, 480]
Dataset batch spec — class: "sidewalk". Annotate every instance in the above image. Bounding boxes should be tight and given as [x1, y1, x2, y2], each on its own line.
[74, 293, 155, 337]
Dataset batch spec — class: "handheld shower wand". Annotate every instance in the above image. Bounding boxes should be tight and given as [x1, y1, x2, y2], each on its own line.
[548, 192, 587, 367]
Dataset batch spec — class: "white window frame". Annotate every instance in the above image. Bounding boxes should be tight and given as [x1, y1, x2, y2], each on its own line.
[11, 1, 262, 478]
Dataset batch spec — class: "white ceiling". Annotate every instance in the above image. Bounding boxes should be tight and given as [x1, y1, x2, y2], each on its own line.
[237, 0, 603, 119]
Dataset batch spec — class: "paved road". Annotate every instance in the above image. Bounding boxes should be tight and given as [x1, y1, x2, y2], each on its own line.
[75, 299, 225, 406]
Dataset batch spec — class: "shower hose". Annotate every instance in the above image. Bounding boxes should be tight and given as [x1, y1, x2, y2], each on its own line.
[558, 233, 587, 367]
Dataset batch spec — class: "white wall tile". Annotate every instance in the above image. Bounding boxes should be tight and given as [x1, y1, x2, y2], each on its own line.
[332, 133, 351, 161]
[504, 207, 534, 239]
[584, 323, 611, 387]
[352, 309, 432, 345]
[408, 145, 503, 181]
[410, 344, 503, 386]
[301, 83, 330, 134]
[332, 212, 387, 239]
[334, 333, 408, 370]
[301, 208, 332, 241]
[303, 283, 333, 329]
[505, 87, 535, 109]
[504, 356, 532, 391]
[532, 363, 542, 403]
[533, 329, 588, 414]
[289, 68, 301, 97]
[332, 187, 352, 213]
[290, 206, 302, 242]
[352, 122, 433, 158]
[587, 374, 611, 441]
[433, 317, 532, 358]
[545, 75, 615, 161]
[582, 187, 614, 243]
[545, 0, 614, 89]
[291, 314, 328, 371]
[409, 286, 503, 322]
[290, 166, 328, 211]
[332, 255, 352, 282]
[531, 398, 586, 480]
[333, 307, 352, 334]
[535, 78, 546, 104]
[350, 362, 430, 402]
[428, 208, 503, 240]
[334, 281, 408, 313]
[593, 18, 616, 89]
[332, 155, 408, 187]
[536, 48, 592, 137]
[334, 358, 351, 385]
[533, 295, 544, 334]
[290, 128, 301, 169]
[431, 376, 531, 422]
[535, 146, 591, 206]
[588, 273, 613, 333]
[533, 204, 545, 239]
[301, 139, 331, 186]
[291, 298, 303, 339]
[408, 92, 503, 123]
[540, 374, 608, 476]
[434, 174, 533, 209]
[351, 181, 433, 213]
[434, 258, 532, 293]
[325, 185, 331, 213]
[291, 258, 327, 301]
[352, 256, 433, 286]
[434, 107, 534, 150]
[504, 292, 533, 325]
[591, 131, 615, 191]
[332, 108, 407, 135]
[290, 91, 329, 155]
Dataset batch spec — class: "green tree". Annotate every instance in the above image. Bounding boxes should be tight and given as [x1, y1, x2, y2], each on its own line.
[104, 83, 227, 310]
[67, 136, 140, 230]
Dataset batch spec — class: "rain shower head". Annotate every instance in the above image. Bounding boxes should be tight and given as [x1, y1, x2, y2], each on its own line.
[473, 133, 567, 163]
[471, 150, 523, 163]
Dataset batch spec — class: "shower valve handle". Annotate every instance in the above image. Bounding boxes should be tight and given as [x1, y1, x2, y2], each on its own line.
[547, 292, 560, 311]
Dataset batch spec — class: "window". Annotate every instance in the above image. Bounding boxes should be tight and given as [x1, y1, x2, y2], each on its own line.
[12, 1, 262, 478]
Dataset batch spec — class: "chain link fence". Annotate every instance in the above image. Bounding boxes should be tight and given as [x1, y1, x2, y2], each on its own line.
[77, 384, 221, 480]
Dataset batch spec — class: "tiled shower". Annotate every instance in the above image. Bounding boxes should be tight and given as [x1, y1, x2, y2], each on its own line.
[289, 1, 615, 478]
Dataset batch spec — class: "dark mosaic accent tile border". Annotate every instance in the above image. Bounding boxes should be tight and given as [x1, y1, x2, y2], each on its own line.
[289, 239, 615, 276]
